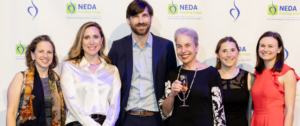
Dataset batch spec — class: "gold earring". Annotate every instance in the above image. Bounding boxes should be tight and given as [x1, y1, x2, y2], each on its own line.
[31, 60, 35, 66]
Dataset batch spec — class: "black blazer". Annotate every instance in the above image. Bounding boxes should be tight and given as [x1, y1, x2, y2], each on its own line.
[108, 33, 177, 126]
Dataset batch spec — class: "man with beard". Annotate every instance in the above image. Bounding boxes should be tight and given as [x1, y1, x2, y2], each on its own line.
[108, 0, 177, 126]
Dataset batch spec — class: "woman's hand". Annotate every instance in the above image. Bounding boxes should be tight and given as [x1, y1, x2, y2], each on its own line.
[161, 80, 183, 116]
[169, 80, 183, 98]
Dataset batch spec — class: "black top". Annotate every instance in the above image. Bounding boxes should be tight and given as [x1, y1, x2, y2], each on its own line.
[159, 66, 226, 126]
[222, 69, 249, 126]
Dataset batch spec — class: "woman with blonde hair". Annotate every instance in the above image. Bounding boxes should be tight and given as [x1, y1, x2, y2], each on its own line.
[6, 35, 65, 126]
[60, 22, 121, 126]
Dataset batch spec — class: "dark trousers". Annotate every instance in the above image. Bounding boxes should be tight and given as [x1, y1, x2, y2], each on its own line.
[122, 114, 162, 126]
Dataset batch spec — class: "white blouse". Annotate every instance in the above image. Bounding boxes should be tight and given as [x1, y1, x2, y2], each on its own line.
[60, 56, 121, 126]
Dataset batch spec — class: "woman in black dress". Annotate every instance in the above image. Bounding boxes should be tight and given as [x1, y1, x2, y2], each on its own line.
[158, 28, 226, 126]
[215, 37, 255, 126]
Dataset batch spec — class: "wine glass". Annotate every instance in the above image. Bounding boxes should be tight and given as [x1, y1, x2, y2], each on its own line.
[180, 74, 189, 107]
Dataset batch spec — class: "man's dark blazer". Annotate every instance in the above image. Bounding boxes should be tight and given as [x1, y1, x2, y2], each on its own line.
[108, 33, 177, 126]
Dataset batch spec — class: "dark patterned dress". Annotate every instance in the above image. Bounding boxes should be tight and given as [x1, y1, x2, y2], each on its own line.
[158, 66, 226, 126]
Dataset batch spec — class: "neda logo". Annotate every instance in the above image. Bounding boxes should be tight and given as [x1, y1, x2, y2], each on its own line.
[229, 0, 240, 22]
[168, 1, 178, 15]
[16, 42, 26, 55]
[66, 0, 99, 15]
[268, 1, 298, 16]
[28, 0, 38, 20]
[168, 0, 200, 15]
[66, 1, 77, 14]
[268, 2, 278, 15]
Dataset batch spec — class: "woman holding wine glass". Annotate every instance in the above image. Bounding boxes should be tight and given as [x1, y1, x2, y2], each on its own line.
[158, 27, 226, 126]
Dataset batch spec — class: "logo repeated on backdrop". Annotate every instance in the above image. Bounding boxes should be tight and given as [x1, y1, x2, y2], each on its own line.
[268, 2, 278, 16]
[284, 48, 289, 60]
[267, 1, 300, 21]
[238, 46, 251, 61]
[168, 1, 178, 15]
[15, 41, 26, 60]
[27, 0, 38, 20]
[229, 0, 240, 22]
[66, 1, 77, 14]
[16, 42, 26, 55]
[66, 0, 102, 20]
[167, 0, 202, 20]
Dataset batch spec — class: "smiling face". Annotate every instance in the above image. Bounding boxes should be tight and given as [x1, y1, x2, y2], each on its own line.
[31, 41, 53, 70]
[82, 26, 103, 58]
[258, 37, 282, 62]
[127, 7, 152, 36]
[176, 34, 198, 65]
[217, 41, 239, 68]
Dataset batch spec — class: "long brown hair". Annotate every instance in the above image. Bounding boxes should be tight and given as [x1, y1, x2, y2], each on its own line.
[65, 22, 111, 64]
[25, 35, 58, 80]
[255, 31, 284, 74]
[215, 36, 240, 70]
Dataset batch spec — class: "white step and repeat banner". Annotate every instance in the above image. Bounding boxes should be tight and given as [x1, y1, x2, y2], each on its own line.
[1, 0, 300, 125]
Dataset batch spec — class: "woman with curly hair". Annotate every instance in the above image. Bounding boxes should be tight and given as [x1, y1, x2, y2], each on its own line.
[6, 35, 66, 126]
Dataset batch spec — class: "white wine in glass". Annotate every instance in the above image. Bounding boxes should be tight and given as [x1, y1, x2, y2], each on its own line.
[180, 74, 189, 107]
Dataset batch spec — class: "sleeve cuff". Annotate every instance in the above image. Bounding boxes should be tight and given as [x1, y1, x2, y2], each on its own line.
[158, 80, 173, 120]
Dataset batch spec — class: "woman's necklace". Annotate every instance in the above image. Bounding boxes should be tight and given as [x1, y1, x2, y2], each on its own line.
[176, 61, 199, 101]
[90, 60, 101, 66]
[90, 63, 99, 66]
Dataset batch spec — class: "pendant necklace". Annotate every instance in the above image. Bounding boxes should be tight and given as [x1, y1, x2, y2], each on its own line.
[176, 61, 199, 101]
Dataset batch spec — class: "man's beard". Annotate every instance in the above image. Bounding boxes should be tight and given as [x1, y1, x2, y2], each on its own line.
[130, 22, 151, 35]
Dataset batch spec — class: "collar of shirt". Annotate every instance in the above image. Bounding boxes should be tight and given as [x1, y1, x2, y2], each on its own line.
[132, 33, 153, 48]
[79, 56, 107, 70]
